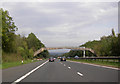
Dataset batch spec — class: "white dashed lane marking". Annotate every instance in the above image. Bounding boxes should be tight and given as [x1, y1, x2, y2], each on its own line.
[77, 72, 83, 77]
[68, 67, 71, 69]
[60, 62, 84, 77]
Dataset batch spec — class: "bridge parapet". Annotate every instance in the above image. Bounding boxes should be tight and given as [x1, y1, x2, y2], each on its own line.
[34, 47, 95, 56]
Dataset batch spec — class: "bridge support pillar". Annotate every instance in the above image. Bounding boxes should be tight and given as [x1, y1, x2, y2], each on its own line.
[83, 47, 85, 58]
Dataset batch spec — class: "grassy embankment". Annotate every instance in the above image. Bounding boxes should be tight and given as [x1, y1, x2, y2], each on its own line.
[67, 58, 120, 68]
[2, 59, 40, 69]
[1, 53, 41, 69]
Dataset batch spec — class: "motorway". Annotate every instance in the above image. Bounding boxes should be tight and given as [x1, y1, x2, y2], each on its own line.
[2, 59, 119, 83]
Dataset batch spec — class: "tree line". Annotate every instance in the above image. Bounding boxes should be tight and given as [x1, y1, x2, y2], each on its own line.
[80, 29, 120, 56]
[1, 8, 49, 62]
[63, 29, 120, 57]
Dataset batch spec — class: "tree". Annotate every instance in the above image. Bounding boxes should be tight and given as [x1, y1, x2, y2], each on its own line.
[1, 8, 18, 52]
[38, 50, 49, 58]
[112, 28, 116, 37]
[111, 33, 120, 56]
[118, 34, 120, 55]
[26, 33, 49, 58]
[0, 9, 2, 49]
[29, 48, 34, 59]
[80, 29, 120, 56]
[27, 33, 44, 51]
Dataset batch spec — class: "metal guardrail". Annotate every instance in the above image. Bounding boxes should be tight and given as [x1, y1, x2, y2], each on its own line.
[77, 57, 120, 60]
[70, 57, 120, 62]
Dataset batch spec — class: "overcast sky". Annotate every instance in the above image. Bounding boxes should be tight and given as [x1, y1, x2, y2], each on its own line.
[1, 2, 118, 48]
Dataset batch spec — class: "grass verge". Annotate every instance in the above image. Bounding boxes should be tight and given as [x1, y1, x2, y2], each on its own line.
[2, 59, 39, 69]
[67, 59, 120, 68]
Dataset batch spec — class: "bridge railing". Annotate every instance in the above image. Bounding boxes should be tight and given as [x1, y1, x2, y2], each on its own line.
[34, 47, 95, 56]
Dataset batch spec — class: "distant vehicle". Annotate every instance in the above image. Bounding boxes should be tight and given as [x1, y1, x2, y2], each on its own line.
[49, 57, 54, 62]
[67, 57, 70, 59]
[60, 57, 66, 61]
[58, 57, 62, 59]
[74, 56, 79, 59]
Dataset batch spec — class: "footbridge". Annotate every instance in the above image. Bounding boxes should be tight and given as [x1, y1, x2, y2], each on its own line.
[34, 47, 95, 56]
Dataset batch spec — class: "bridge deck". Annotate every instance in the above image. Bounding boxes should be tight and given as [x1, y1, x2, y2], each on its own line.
[34, 47, 95, 56]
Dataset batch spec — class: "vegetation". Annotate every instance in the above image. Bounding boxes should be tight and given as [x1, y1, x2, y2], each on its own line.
[63, 29, 120, 58]
[63, 29, 119, 68]
[2, 59, 38, 69]
[1, 8, 119, 68]
[1, 8, 49, 64]
[80, 29, 120, 56]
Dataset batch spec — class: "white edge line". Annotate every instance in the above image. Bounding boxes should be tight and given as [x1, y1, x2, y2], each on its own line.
[77, 72, 83, 77]
[68, 60, 119, 70]
[12, 60, 48, 84]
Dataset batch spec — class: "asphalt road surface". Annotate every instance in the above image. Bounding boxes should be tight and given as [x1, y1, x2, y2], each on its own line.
[2, 59, 119, 83]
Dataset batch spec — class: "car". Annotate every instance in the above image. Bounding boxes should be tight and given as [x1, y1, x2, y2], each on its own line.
[67, 57, 70, 59]
[74, 56, 79, 59]
[49, 57, 54, 62]
[60, 57, 66, 61]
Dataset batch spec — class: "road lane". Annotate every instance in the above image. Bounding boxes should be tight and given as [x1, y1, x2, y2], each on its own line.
[2, 59, 118, 83]
[21, 59, 85, 82]
[63, 60, 118, 82]
[12, 60, 48, 83]
[2, 60, 48, 82]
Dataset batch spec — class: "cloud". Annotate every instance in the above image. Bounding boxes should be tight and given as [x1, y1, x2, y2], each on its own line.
[2, 2, 118, 47]
[1, 0, 119, 2]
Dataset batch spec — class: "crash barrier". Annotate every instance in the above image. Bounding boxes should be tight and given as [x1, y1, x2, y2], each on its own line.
[71, 57, 120, 62]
